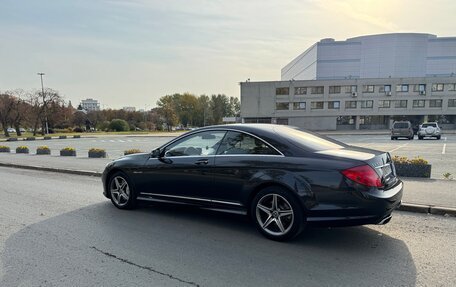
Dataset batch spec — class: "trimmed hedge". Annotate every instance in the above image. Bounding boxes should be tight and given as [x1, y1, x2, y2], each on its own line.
[16, 146, 29, 154]
[37, 146, 51, 155]
[44, 136, 52, 140]
[124, 149, 142, 155]
[25, 137, 36, 141]
[59, 135, 67, 139]
[73, 135, 81, 139]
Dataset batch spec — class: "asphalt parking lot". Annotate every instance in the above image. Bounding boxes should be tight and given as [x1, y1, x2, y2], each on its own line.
[1, 133, 455, 179]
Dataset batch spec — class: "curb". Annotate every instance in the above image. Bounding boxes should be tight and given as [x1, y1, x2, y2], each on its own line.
[0, 163, 455, 217]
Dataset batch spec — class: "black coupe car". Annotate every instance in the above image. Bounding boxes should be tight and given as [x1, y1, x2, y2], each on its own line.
[102, 124, 402, 241]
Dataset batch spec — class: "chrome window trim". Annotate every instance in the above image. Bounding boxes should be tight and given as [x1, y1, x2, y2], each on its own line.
[140, 192, 242, 206]
[158, 128, 285, 158]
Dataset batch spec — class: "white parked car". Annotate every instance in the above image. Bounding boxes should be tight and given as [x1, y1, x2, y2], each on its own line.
[418, 122, 441, 140]
[6, 128, 16, 133]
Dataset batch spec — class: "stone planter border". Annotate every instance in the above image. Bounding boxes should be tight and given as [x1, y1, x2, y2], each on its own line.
[59, 135, 67, 139]
[25, 137, 36, 141]
[44, 136, 52, 140]
[0, 146, 11, 153]
[394, 163, 432, 178]
[60, 149, 76, 156]
[88, 150, 106, 158]
[36, 147, 51, 155]
[7, 138, 18, 142]
[16, 147, 29, 154]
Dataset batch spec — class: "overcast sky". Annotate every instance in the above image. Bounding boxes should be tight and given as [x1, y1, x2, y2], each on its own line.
[1, 0, 455, 109]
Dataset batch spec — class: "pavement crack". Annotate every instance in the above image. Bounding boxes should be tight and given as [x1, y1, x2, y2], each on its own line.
[91, 246, 200, 287]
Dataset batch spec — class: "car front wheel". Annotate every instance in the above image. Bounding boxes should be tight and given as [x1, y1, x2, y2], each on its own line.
[109, 172, 137, 209]
[251, 187, 304, 241]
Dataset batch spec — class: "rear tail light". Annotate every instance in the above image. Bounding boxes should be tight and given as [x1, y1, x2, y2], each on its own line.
[341, 165, 383, 188]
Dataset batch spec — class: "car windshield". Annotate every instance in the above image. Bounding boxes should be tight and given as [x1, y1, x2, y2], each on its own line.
[422, 123, 437, 128]
[273, 125, 346, 152]
[393, 123, 409, 129]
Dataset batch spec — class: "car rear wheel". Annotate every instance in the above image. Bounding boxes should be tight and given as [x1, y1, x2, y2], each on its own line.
[436, 136, 441, 140]
[109, 172, 137, 209]
[418, 136, 423, 140]
[251, 187, 304, 241]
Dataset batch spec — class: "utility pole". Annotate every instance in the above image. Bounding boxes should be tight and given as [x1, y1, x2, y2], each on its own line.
[37, 73, 49, 134]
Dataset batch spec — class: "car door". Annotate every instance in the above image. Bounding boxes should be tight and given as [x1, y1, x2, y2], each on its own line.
[136, 130, 226, 202]
[212, 131, 283, 204]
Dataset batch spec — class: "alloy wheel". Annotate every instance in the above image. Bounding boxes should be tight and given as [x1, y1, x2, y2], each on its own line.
[110, 176, 130, 207]
[256, 193, 294, 236]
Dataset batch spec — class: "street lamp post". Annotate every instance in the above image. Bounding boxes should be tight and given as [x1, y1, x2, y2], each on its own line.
[37, 73, 49, 134]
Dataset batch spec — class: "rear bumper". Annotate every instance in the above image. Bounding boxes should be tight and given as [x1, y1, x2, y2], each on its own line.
[307, 181, 403, 227]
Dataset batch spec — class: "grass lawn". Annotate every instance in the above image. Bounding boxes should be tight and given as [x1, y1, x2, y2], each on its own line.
[0, 130, 184, 140]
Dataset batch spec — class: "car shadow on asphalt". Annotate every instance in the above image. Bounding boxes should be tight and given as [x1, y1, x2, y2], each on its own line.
[1, 202, 417, 286]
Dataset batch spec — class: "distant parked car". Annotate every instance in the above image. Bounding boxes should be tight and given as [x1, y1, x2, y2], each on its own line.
[418, 122, 441, 140]
[19, 128, 26, 133]
[391, 121, 413, 140]
[6, 128, 16, 133]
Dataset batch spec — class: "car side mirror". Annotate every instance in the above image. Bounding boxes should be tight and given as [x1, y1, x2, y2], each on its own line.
[151, 148, 162, 158]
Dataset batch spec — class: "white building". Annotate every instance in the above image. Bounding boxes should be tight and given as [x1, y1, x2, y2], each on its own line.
[282, 33, 456, 81]
[123, 106, 136, 112]
[241, 33, 456, 130]
[80, 98, 100, 112]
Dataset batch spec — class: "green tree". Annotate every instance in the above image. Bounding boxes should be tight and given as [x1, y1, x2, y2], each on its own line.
[109, 119, 130, 131]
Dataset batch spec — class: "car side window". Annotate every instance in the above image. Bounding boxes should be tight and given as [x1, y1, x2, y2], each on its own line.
[164, 131, 226, 157]
[216, 131, 279, 155]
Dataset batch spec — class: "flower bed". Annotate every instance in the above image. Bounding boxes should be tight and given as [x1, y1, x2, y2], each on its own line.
[392, 156, 431, 178]
[37, 146, 51, 155]
[16, 146, 29, 154]
[0, 146, 11, 153]
[60, 147, 76, 156]
[88, 148, 106, 158]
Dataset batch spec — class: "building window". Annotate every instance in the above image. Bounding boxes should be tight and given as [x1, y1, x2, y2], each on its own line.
[276, 87, 289, 95]
[379, 85, 391, 93]
[329, 86, 341, 94]
[449, 84, 456, 91]
[360, 100, 373, 109]
[449, 99, 456, 107]
[345, 85, 357, 93]
[292, 102, 306, 110]
[310, 86, 324, 94]
[378, 100, 391, 108]
[413, 84, 426, 92]
[429, 99, 442, 108]
[393, 100, 407, 108]
[276, 102, 289, 110]
[294, 87, 307, 95]
[345, 101, 357, 109]
[432, 83, 444, 92]
[362, 85, 375, 93]
[310, 101, 324, 109]
[328, 101, 340, 109]
[413, 100, 425, 108]
[396, 84, 409, 92]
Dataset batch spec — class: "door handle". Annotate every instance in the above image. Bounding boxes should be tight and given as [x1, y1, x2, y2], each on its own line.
[195, 159, 209, 165]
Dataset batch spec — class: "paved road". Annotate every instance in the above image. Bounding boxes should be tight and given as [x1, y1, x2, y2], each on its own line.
[0, 167, 455, 286]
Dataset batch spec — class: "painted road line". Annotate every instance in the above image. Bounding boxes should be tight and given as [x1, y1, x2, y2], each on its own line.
[389, 142, 409, 153]
[442, 144, 446, 155]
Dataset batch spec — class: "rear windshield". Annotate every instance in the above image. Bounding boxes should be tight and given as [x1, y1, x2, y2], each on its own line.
[393, 122, 409, 129]
[422, 123, 437, 128]
[273, 125, 346, 152]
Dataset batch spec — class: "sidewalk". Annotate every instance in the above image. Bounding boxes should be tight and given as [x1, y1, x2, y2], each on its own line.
[0, 153, 455, 214]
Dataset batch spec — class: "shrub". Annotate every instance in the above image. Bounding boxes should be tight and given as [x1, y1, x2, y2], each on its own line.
[73, 127, 84, 133]
[124, 149, 142, 155]
[0, 146, 11, 153]
[16, 146, 29, 154]
[88, 148, 106, 158]
[60, 147, 76, 156]
[37, 146, 51, 155]
[392, 155, 428, 165]
[109, 119, 129, 132]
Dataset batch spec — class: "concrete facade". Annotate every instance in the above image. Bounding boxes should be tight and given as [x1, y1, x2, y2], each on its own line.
[80, 98, 100, 112]
[240, 77, 456, 130]
[281, 33, 456, 81]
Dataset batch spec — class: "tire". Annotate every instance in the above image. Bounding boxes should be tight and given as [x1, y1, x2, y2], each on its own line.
[251, 186, 304, 241]
[436, 136, 441, 140]
[418, 136, 423, 140]
[391, 137, 395, 140]
[409, 136, 413, 140]
[108, 171, 137, 209]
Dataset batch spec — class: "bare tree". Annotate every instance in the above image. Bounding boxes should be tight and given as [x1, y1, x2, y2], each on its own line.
[28, 88, 62, 135]
[0, 92, 16, 137]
